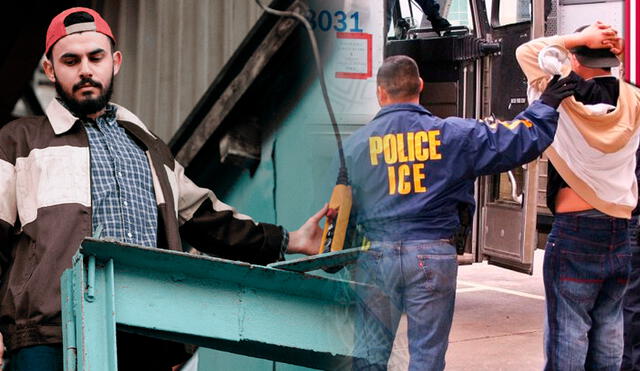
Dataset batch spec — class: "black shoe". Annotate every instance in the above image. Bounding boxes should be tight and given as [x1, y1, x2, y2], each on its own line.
[429, 16, 451, 33]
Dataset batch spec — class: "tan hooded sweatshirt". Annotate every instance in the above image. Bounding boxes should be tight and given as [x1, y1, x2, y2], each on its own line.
[516, 35, 640, 218]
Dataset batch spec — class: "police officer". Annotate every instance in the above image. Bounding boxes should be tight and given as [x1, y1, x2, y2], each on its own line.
[342, 55, 576, 370]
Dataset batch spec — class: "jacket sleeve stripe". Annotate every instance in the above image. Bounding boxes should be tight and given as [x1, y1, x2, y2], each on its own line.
[145, 152, 166, 205]
[14, 146, 90, 226]
[0, 158, 16, 226]
[173, 161, 256, 225]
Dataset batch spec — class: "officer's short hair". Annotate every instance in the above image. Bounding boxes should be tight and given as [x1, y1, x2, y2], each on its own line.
[377, 55, 421, 98]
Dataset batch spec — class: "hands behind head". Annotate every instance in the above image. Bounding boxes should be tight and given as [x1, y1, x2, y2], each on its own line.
[580, 21, 623, 55]
[603, 37, 624, 56]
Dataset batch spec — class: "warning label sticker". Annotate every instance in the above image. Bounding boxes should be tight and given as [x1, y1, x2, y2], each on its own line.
[334, 32, 372, 80]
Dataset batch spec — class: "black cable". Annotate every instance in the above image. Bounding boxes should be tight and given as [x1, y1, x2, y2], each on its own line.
[255, 0, 349, 185]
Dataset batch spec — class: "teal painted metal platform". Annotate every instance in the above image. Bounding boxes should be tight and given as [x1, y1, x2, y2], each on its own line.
[61, 239, 364, 370]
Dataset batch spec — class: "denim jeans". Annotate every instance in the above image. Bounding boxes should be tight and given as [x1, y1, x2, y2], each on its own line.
[8, 345, 63, 371]
[543, 212, 631, 371]
[623, 217, 640, 371]
[352, 240, 458, 371]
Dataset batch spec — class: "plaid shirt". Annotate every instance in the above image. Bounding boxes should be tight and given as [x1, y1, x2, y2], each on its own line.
[84, 105, 158, 248]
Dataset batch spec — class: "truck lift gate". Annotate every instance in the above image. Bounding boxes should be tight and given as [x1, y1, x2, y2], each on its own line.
[61, 240, 365, 370]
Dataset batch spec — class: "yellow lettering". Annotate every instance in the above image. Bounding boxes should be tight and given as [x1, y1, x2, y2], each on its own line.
[413, 163, 427, 193]
[398, 164, 411, 195]
[396, 133, 408, 163]
[414, 131, 429, 161]
[428, 130, 442, 160]
[369, 136, 383, 165]
[407, 132, 415, 161]
[387, 166, 396, 195]
[383, 134, 398, 164]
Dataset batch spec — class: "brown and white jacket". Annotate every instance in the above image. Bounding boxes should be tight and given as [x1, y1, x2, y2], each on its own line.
[0, 98, 284, 351]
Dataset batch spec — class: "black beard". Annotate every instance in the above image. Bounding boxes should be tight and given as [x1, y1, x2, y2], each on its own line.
[55, 74, 114, 117]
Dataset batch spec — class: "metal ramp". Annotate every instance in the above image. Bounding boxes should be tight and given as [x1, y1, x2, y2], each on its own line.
[61, 239, 364, 370]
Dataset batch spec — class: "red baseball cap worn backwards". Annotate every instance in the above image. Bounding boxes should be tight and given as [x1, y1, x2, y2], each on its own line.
[45, 7, 115, 56]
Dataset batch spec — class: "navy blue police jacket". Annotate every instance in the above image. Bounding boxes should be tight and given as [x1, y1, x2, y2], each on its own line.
[339, 100, 559, 242]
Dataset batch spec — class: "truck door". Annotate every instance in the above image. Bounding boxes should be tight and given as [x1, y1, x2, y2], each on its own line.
[475, 0, 544, 274]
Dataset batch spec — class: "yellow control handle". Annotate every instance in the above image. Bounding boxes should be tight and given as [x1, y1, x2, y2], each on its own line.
[318, 184, 352, 254]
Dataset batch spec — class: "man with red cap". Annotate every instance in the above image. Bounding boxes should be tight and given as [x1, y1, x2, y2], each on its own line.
[0, 7, 326, 370]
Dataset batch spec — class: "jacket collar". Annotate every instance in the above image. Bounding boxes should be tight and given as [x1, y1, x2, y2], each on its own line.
[372, 103, 432, 121]
[45, 98, 156, 138]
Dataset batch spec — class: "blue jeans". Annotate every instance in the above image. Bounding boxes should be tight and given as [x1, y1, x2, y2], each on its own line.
[9, 345, 63, 371]
[623, 217, 640, 370]
[543, 212, 631, 371]
[352, 240, 458, 371]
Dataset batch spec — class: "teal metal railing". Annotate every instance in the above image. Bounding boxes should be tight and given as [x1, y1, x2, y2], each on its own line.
[61, 239, 364, 370]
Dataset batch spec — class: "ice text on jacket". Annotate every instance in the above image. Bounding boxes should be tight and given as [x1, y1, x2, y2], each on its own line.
[368, 130, 442, 195]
